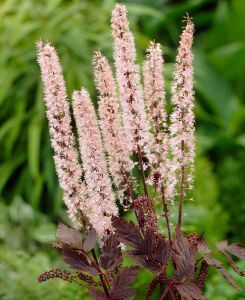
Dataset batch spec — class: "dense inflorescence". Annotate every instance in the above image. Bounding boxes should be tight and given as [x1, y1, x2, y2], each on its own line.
[93, 51, 134, 205]
[144, 42, 168, 190]
[37, 4, 245, 300]
[73, 89, 118, 237]
[168, 18, 195, 213]
[36, 42, 87, 227]
[111, 4, 153, 160]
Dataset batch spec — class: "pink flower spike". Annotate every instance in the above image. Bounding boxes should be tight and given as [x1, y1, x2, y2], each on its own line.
[36, 41, 86, 227]
[93, 51, 134, 205]
[72, 88, 118, 237]
[111, 4, 152, 158]
[168, 18, 195, 204]
[143, 42, 168, 189]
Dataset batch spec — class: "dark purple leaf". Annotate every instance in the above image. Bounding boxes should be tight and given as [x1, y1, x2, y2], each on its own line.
[111, 267, 139, 300]
[143, 229, 155, 254]
[219, 267, 242, 291]
[226, 243, 245, 260]
[204, 257, 241, 290]
[173, 226, 196, 281]
[63, 246, 99, 276]
[126, 251, 161, 272]
[222, 252, 244, 276]
[111, 266, 139, 289]
[204, 257, 222, 268]
[83, 228, 98, 252]
[126, 233, 170, 273]
[216, 240, 228, 251]
[175, 283, 207, 300]
[155, 236, 172, 264]
[215, 241, 245, 276]
[112, 287, 136, 300]
[56, 222, 83, 249]
[197, 235, 211, 255]
[87, 287, 107, 300]
[112, 216, 144, 249]
[100, 234, 122, 271]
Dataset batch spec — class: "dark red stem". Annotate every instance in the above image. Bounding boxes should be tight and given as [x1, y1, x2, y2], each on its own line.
[145, 277, 159, 300]
[91, 249, 110, 298]
[169, 289, 176, 300]
[160, 285, 171, 300]
[137, 145, 149, 198]
[178, 140, 185, 227]
[121, 167, 133, 205]
[161, 185, 172, 245]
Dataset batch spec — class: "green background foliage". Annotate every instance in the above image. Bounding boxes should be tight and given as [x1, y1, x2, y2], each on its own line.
[0, 0, 244, 298]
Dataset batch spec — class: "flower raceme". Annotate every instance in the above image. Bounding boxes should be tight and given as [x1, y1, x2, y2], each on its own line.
[37, 4, 245, 300]
[143, 42, 168, 190]
[93, 52, 134, 206]
[36, 42, 87, 227]
[168, 18, 195, 225]
[111, 4, 153, 160]
[72, 89, 118, 237]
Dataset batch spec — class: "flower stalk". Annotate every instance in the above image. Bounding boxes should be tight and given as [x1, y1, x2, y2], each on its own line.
[168, 16, 195, 227]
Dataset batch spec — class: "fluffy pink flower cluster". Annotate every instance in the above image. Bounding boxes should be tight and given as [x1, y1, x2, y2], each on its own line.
[111, 4, 153, 160]
[36, 42, 86, 226]
[37, 4, 195, 237]
[168, 18, 195, 202]
[93, 52, 134, 205]
[73, 89, 118, 236]
[143, 42, 168, 189]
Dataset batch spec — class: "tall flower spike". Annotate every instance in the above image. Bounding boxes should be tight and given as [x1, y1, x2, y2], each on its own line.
[111, 4, 152, 159]
[73, 88, 118, 237]
[144, 42, 168, 189]
[36, 42, 86, 226]
[93, 51, 134, 205]
[168, 17, 195, 225]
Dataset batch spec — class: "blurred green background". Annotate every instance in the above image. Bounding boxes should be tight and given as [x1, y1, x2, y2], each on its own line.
[0, 0, 245, 299]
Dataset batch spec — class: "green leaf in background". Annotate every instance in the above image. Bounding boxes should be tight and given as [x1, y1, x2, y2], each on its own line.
[28, 117, 42, 179]
[206, 261, 245, 300]
[1, 0, 245, 298]
[0, 247, 90, 300]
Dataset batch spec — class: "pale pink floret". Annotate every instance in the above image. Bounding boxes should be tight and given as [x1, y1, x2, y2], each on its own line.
[73, 89, 118, 237]
[143, 42, 168, 188]
[36, 41, 86, 226]
[167, 19, 195, 200]
[93, 51, 134, 204]
[111, 4, 152, 158]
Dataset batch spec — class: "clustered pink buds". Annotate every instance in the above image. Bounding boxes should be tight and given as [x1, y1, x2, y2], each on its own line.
[93, 51, 134, 205]
[168, 18, 195, 202]
[36, 42, 86, 226]
[111, 4, 152, 159]
[73, 89, 118, 237]
[143, 42, 168, 189]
